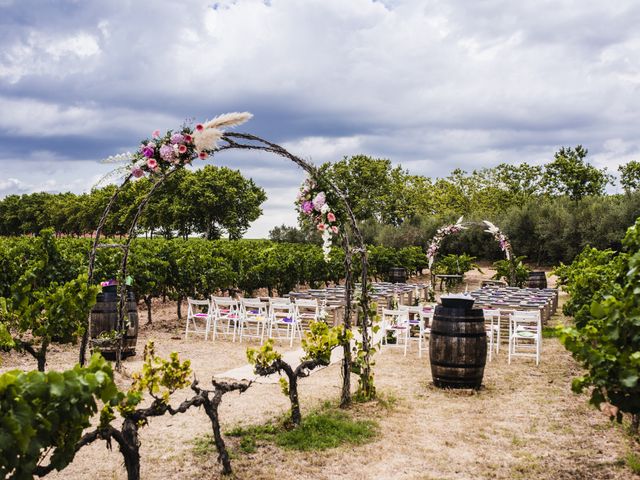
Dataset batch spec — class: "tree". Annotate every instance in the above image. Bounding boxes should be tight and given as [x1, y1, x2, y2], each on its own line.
[0, 354, 118, 478]
[0, 230, 99, 371]
[619, 160, 640, 194]
[179, 166, 266, 240]
[559, 219, 640, 433]
[542, 145, 613, 200]
[320, 155, 417, 224]
[247, 321, 346, 426]
[269, 224, 310, 243]
[494, 163, 544, 206]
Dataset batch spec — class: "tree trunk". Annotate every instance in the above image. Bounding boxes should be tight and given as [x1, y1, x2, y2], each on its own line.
[144, 296, 152, 324]
[177, 297, 182, 319]
[36, 344, 47, 372]
[632, 413, 640, 435]
[120, 421, 141, 480]
[287, 374, 302, 426]
[202, 397, 233, 474]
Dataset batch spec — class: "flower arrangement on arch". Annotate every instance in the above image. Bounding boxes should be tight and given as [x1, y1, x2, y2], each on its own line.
[483, 220, 512, 260]
[102, 112, 252, 179]
[296, 177, 339, 261]
[426, 216, 466, 268]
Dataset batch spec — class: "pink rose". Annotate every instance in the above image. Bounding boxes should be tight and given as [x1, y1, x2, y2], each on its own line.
[178, 144, 187, 154]
[331, 226, 339, 234]
[152, 129, 161, 138]
[327, 212, 336, 222]
[317, 223, 326, 231]
[184, 134, 193, 143]
[199, 151, 208, 160]
[195, 124, 204, 131]
[147, 158, 158, 170]
[131, 166, 144, 178]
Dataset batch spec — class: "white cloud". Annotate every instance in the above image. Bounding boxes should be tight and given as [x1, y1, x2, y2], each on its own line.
[0, 31, 101, 83]
[1, 0, 640, 236]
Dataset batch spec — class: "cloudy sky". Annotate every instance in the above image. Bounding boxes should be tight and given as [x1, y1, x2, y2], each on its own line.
[1, 0, 639, 237]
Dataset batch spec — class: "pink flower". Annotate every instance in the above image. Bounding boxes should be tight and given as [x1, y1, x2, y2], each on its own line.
[147, 158, 158, 170]
[195, 124, 204, 131]
[131, 166, 144, 178]
[327, 212, 336, 223]
[317, 223, 326, 231]
[152, 129, 161, 138]
[141, 145, 155, 158]
[184, 134, 193, 143]
[302, 201, 313, 214]
[199, 151, 208, 160]
[178, 144, 187, 154]
[312, 192, 326, 211]
[331, 225, 339, 234]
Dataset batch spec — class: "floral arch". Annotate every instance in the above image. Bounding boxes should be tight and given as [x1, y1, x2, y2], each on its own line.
[426, 217, 513, 270]
[81, 112, 375, 404]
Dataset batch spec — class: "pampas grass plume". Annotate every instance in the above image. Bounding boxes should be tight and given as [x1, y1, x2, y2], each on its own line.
[203, 112, 253, 130]
[194, 128, 223, 152]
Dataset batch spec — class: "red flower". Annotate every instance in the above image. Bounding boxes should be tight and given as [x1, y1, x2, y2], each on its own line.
[195, 124, 204, 131]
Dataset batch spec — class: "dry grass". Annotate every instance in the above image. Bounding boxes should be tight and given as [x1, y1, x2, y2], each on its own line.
[2, 271, 639, 479]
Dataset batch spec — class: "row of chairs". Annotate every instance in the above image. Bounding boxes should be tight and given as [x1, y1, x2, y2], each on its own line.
[380, 306, 542, 364]
[484, 308, 542, 365]
[185, 297, 322, 346]
[380, 305, 435, 358]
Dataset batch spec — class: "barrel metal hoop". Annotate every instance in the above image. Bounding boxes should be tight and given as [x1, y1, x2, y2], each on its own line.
[432, 316, 484, 322]
[430, 360, 486, 368]
[430, 331, 486, 338]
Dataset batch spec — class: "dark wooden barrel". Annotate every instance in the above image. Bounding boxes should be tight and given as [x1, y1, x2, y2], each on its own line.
[526, 271, 547, 289]
[429, 305, 487, 389]
[90, 291, 139, 358]
[389, 267, 407, 284]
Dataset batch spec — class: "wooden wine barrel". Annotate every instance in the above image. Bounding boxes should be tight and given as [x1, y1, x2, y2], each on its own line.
[90, 291, 139, 358]
[389, 267, 407, 284]
[526, 271, 548, 289]
[429, 305, 487, 389]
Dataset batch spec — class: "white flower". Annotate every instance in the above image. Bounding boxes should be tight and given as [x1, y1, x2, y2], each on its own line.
[320, 203, 330, 214]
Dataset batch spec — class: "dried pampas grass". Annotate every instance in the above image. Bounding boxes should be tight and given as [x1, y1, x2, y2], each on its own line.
[194, 128, 223, 152]
[203, 111, 253, 130]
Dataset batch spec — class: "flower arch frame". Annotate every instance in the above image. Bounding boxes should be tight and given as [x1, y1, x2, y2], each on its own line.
[426, 216, 514, 274]
[80, 114, 374, 406]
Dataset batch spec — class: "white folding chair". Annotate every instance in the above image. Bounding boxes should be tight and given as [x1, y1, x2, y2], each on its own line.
[381, 308, 410, 355]
[483, 308, 501, 361]
[268, 298, 301, 346]
[294, 298, 320, 330]
[185, 298, 212, 340]
[398, 305, 427, 357]
[421, 304, 435, 332]
[210, 296, 240, 341]
[239, 298, 269, 343]
[508, 310, 542, 365]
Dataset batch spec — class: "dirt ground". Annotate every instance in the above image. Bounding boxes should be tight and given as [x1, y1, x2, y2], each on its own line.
[3, 268, 639, 479]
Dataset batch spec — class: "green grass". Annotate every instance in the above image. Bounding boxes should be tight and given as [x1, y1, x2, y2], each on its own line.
[224, 406, 378, 453]
[192, 434, 216, 457]
[626, 451, 640, 474]
[276, 410, 377, 450]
